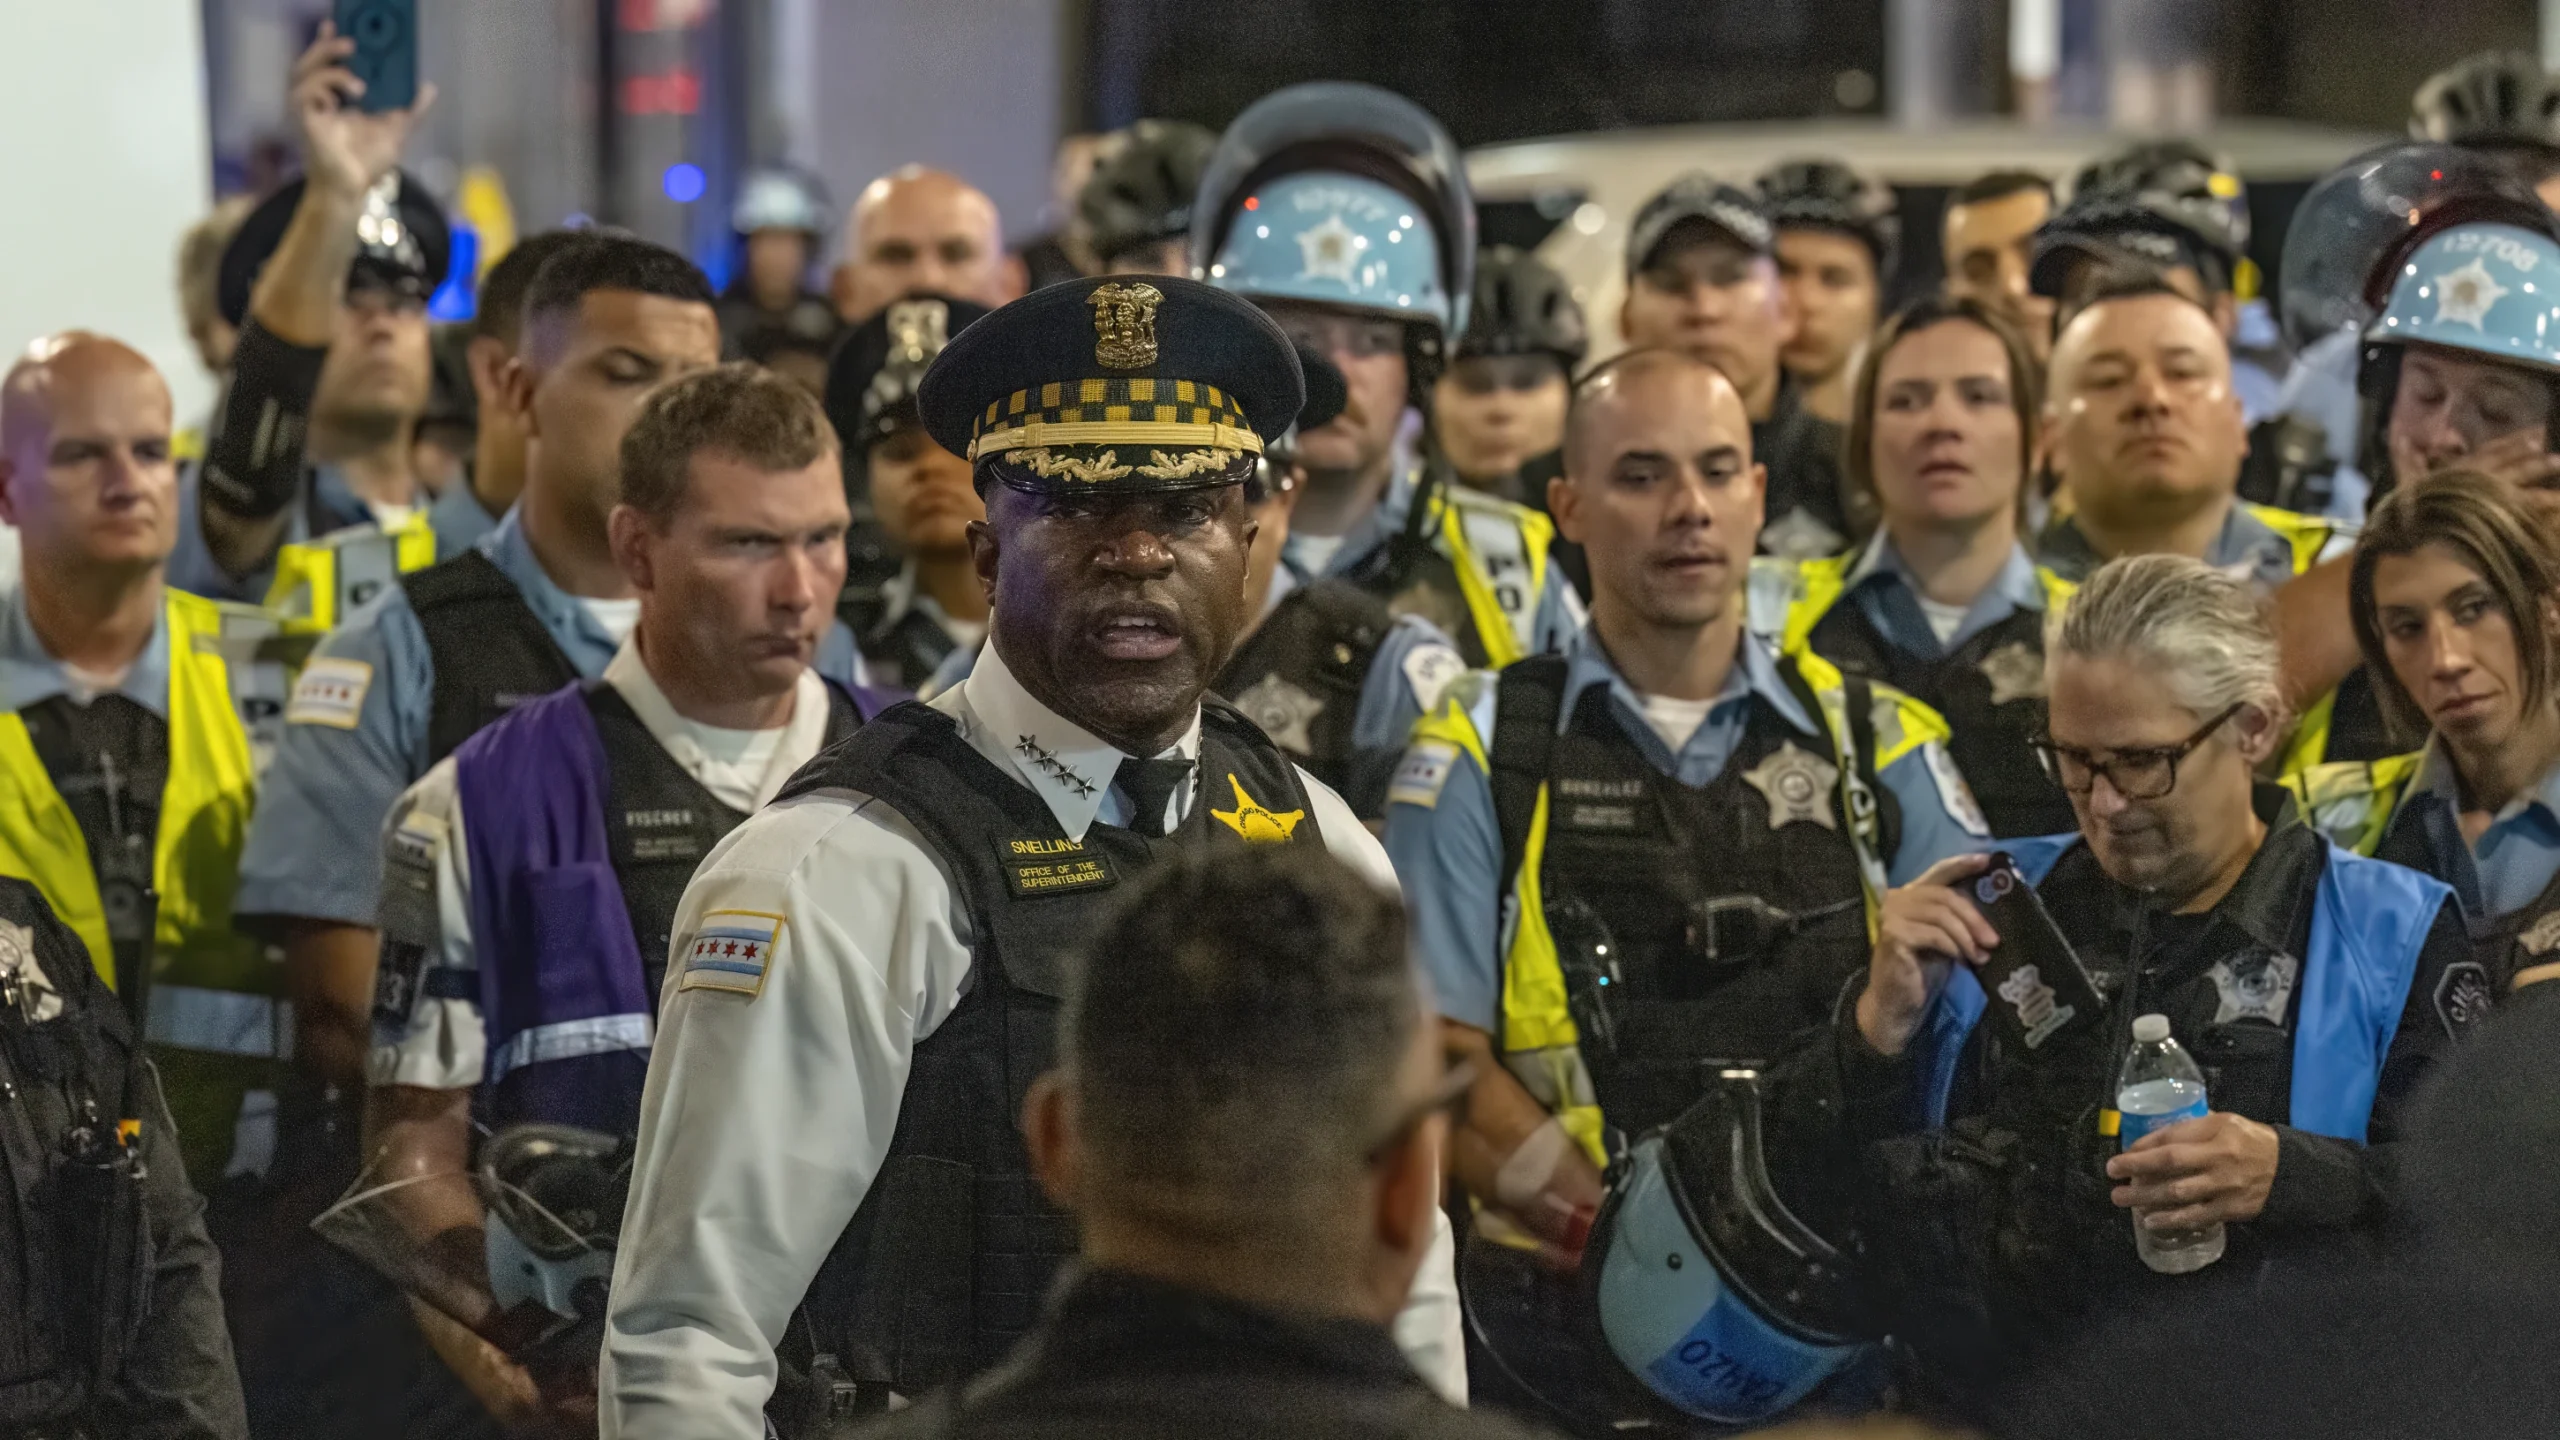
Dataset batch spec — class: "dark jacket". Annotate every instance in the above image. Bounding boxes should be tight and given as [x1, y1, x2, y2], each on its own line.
[0, 876, 247, 1440]
[1764, 796, 2473, 1426]
[854, 1269, 1561, 1440]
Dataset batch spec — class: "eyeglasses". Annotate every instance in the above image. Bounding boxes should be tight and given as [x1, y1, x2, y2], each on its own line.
[1363, 1058, 1478, 1164]
[2031, 704, 2242, 800]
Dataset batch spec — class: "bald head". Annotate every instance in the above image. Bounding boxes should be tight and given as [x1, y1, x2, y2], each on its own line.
[832, 166, 1020, 323]
[0, 333, 178, 574]
[1555, 348, 1764, 630]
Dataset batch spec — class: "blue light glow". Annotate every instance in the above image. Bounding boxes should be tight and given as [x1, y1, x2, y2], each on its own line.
[663, 163, 707, 204]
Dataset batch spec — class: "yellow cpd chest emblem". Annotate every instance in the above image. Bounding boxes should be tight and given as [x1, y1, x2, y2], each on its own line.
[1089, 282, 1164, 368]
[1210, 773, 1305, 843]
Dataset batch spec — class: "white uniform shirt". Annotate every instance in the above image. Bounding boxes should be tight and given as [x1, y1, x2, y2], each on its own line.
[369, 640, 840, 1089]
[598, 638, 1466, 1440]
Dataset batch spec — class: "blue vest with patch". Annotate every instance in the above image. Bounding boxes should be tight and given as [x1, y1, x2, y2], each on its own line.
[1910, 833, 2447, 1143]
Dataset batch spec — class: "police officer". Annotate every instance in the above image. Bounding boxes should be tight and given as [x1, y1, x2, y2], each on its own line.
[2359, 217, 2560, 503]
[428, 229, 592, 559]
[1758, 158, 1898, 429]
[360, 365, 877, 1429]
[2272, 143, 2552, 521]
[2030, 142, 2277, 423]
[180, 24, 450, 623]
[719, 167, 842, 361]
[830, 167, 1021, 325]
[0, 876, 250, 1439]
[1387, 348, 1990, 1263]
[233, 235, 741, 1088]
[2036, 276, 2382, 770]
[2290, 474, 2560, 1007]
[826, 294, 993, 690]
[1942, 170, 2057, 367]
[1431, 246, 1585, 511]
[1195, 81, 1581, 670]
[1759, 297, 2077, 838]
[598, 276, 1464, 1437]
[1620, 174, 1850, 559]
[1766, 554, 2474, 1429]
[851, 846, 1561, 1440]
[1075, 119, 1216, 277]
[0, 333, 290, 1192]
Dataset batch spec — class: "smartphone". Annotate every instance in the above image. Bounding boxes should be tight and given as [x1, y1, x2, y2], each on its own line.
[334, 0, 419, 113]
[1967, 851, 2104, 1053]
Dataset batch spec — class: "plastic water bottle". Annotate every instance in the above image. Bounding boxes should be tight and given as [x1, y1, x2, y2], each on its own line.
[2115, 1013, 2225, 1274]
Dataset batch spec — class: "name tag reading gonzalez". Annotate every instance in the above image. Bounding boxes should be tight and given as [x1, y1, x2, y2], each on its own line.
[1001, 836, 1121, 897]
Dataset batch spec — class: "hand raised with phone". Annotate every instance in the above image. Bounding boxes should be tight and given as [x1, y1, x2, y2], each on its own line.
[289, 21, 437, 204]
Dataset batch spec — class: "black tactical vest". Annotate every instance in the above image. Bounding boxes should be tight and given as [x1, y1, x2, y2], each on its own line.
[0, 878, 153, 1429]
[16, 697, 168, 993]
[2375, 804, 2548, 1009]
[780, 697, 1322, 1395]
[1491, 656, 1888, 1136]
[1804, 598, 2077, 839]
[404, 550, 580, 766]
[849, 602, 963, 695]
[584, 679, 862, 1002]
[1214, 578, 1394, 814]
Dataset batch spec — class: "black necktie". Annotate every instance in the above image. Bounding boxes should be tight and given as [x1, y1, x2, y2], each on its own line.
[1114, 756, 1195, 837]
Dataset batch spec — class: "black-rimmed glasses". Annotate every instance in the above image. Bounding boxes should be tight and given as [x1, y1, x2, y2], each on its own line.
[2031, 704, 2242, 800]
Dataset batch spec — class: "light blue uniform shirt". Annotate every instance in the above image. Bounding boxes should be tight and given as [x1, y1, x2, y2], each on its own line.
[1825, 534, 2050, 659]
[234, 512, 870, 927]
[0, 585, 173, 715]
[1386, 625, 1991, 1033]
[2035, 501, 2328, 593]
[2395, 742, 2560, 921]
[167, 461, 496, 604]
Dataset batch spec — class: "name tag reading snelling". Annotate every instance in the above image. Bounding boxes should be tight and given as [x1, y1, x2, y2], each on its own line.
[1001, 836, 1120, 897]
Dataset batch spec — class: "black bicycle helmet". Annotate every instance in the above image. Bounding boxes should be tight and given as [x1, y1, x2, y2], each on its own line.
[1458, 246, 1588, 369]
[2410, 51, 2560, 151]
[1079, 119, 1218, 267]
[1755, 157, 1900, 277]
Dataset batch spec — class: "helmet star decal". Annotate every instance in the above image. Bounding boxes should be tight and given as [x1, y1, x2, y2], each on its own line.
[2431, 257, 2509, 331]
[1296, 212, 1364, 284]
[1210, 773, 1305, 843]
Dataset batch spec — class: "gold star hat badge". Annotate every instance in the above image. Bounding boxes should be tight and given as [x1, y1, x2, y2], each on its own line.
[915, 275, 1307, 495]
[1210, 773, 1306, 843]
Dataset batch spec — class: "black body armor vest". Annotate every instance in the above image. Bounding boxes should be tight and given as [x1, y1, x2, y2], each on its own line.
[2375, 805, 2549, 1008]
[778, 697, 1320, 1395]
[0, 878, 153, 1429]
[1492, 656, 1888, 1136]
[1804, 598, 2077, 839]
[584, 679, 862, 1002]
[1214, 578, 1395, 815]
[404, 550, 579, 766]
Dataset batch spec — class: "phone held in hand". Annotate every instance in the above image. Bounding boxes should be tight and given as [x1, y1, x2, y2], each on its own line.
[1968, 851, 2104, 1054]
[334, 0, 419, 113]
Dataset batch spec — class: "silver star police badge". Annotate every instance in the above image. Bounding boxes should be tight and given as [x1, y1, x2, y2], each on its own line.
[2208, 949, 2298, 1026]
[1979, 642, 2046, 706]
[1231, 673, 1326, 757]
[1758, 507, 1844, 562]
[1297, 213, 1362, 283]
[0, 920, 60, 1022]
[1742, 741, 1839, 831]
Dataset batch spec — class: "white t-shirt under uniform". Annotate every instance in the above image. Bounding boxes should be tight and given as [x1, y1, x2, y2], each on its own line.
[368, 639, 834, 1090]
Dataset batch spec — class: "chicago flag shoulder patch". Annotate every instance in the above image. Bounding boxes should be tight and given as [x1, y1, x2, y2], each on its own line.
[678, 910, 785, 997]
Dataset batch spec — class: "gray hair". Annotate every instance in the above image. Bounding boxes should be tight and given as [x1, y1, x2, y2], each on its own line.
[1062, 844, 1419, 1249]
[2046, 553, 2287, 726]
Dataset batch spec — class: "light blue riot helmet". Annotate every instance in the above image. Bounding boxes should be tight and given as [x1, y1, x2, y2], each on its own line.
[2365, 221, 2560, 371]
[1193, 81, 1476, 382]
[1461, 1072, 1875, 1432]
[733, 166, 833, 240]
[2278, 142, 2537, 354]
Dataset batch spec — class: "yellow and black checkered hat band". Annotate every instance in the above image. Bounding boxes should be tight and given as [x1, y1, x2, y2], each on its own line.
[968, 377, 1262, 461]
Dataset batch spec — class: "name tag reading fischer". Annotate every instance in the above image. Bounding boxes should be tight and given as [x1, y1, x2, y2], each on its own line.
[1001, 836, 1120, 897]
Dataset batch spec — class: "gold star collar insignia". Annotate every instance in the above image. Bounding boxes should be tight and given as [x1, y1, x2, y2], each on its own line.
[1210, 773, 1305, 843]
